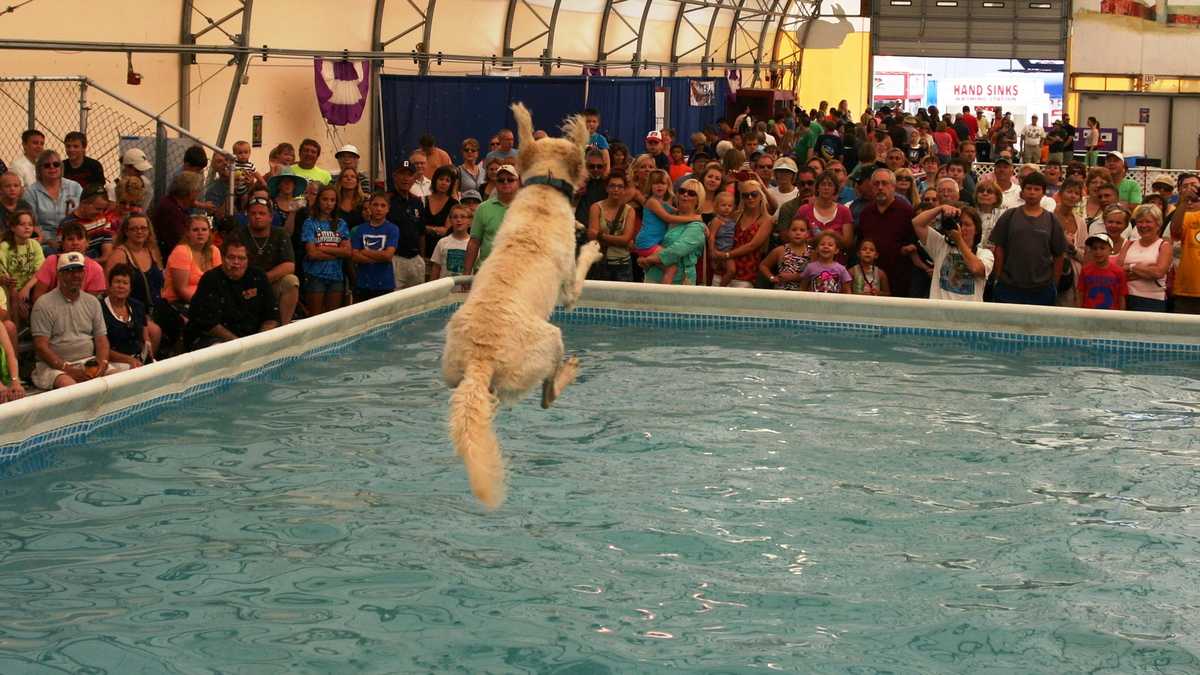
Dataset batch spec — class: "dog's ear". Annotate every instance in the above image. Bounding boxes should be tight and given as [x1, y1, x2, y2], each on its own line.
[560, 113, 589, 149]
[511, 102, 535, 150]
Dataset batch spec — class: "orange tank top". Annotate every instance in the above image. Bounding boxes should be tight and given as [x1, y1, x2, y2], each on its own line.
[1176, 211, 1200, 298]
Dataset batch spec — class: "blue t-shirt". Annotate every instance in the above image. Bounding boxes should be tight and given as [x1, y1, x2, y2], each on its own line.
[634, 201, 673, 251]
[351, 221, 400, 290]
[301, 216, 350, 281]
[589, 132, 609, 151]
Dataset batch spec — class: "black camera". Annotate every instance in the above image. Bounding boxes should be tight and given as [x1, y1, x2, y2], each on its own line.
[938, 212, 960, 244]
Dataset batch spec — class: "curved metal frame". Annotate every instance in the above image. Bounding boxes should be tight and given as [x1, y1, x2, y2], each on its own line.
[178, 0, 253, 145]
[502, 0, 563, 75]
[597, 0, 655, 75]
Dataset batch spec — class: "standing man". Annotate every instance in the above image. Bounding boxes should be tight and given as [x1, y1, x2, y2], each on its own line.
[858, 168, 917, 295]
[236, 196, 299, 325]
[463, 164, 519, 276]
[334, 144, 372, 194]
[10, 130, 45, 187]
[961, 106, 979, 141]
[1020, 116, 1045, 164]
[386, 161, 427, 289]
[988, 172, 1067, 306]
[418, 135, 453, 178]
[1169, 173, 1200, 314]
[63, 132, 106, 192]
[30, 251, 127, 390]
[184, 238, 278, 350]
[575, 149, 609, 228]
[645, 131, 669, 171]
[408, 151, 432, 198]
[1104, 151, 1143, 206]
[484, 129, 517, 165]
[288, 138, 332, 187]
[991, 157, 1022, 209]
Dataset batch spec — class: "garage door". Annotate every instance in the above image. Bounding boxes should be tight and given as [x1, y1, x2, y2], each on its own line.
[872, 0, 1068, 59]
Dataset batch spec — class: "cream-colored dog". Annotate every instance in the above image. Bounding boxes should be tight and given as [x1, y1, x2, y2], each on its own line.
[442, 102, 603, 510]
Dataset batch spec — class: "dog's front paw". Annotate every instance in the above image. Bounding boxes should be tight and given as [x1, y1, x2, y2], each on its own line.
[580, 240, 603, 265]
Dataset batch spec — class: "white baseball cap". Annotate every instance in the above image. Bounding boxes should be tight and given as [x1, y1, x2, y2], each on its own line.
[1085, 233, 1114, 248]
[57, 251, 86, 272]
[496, 164, 519, 178]
[335, 144, 360, 158]
[645, 130, 663, 143]
[121, 148, 153, 172]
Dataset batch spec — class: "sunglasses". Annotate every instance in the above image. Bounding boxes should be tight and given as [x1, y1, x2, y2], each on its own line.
[741, 191, 760, 198]
[495, 177, 517, 184]
[587, 163, 606, 170]
[463, 147, 478, 153]
[42, 161, 62, 169]
[247, 197, 271, 207]
[678, 189, 698, 198]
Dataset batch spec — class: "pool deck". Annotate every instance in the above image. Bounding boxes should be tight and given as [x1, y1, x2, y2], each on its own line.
[3, 278, 1200, 455]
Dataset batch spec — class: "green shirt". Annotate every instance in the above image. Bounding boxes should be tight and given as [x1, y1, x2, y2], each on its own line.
[793, 123, 821, 162]
[469, 195, 510, 266]
[286, 164, 332, 187]
[1117, 177, 1142, 205]
[644, 220, 706, 284]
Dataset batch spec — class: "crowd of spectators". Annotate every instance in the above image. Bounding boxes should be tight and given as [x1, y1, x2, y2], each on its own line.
[1, 101, 1199, 402]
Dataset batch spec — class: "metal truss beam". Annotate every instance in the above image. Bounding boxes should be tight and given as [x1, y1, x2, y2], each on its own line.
[214, 0, 252, 149]
[597, 0, 654, 75]
[180, 0, 250, 129]
[503, 0, 563, 75]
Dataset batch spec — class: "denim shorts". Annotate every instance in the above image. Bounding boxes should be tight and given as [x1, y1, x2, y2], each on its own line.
[304, 276, 345, 294]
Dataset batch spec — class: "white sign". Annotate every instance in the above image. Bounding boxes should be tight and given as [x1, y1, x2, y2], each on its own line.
[937, 78, 1033, 105]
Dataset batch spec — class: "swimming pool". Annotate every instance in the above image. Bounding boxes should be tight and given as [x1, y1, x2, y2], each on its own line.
[2, 304, 1198, 673]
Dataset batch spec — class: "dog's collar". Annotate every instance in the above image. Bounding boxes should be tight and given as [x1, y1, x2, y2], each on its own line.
[523, 174, 576, 201]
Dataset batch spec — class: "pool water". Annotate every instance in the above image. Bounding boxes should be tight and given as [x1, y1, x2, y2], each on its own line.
[2, 314, 1199, 673]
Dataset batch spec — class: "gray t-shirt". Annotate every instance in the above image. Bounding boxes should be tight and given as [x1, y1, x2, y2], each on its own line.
[988, 206, 1067, 289]
[30, 288, 106, 363]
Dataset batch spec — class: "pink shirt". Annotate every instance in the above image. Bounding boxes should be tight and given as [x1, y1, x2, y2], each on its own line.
[34, 254, 107, 294]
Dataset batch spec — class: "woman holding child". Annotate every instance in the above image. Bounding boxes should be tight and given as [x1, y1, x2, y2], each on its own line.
[638, 179, 708, 285]
[715, 179, 772, 287]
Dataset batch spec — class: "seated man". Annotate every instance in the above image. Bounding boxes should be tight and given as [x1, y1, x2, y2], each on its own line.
[234, 196, 298, 324]
[184, 238, 278, 351]
[30, 251, 129, 390]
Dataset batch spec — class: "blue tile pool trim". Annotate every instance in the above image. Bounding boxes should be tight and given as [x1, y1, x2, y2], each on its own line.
[3, 302, 1198, 466]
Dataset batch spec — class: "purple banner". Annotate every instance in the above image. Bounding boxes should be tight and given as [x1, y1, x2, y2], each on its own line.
[1074, 128, 1119, 152]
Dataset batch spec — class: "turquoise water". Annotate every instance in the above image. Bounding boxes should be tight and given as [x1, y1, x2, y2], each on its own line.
[2, 314, 1200, 674]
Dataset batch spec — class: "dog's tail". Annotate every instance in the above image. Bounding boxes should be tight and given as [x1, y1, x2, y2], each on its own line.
[449, 358, 505, 509]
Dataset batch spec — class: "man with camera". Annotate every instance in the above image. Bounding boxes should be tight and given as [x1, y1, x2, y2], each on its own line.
[1169, 173, 1200, 314]
[988, 171, 1068, 306]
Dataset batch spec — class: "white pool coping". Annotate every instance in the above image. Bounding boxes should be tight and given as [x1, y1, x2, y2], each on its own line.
[3, 278, 1199, 454]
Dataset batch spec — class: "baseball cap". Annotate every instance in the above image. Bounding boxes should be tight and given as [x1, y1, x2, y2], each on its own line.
[1085, 233, 1114, 248]
[496, 164, 519, 178]
[1151, 173, 1174, 189]
[57, 251, 86, 272]
[335, 144, 360, 158]
[645, 130, 663, 143]
[772, 157, 798, 173]
[393, 160, 415, 174]
[460, 189, 482, 203]
[121, 148, 153, 172]
[992, 156, 1013, 166]
[1106, 151, 1126, 162]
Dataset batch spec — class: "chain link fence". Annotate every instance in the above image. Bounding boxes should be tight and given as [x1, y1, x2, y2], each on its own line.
[0, 77, 232, 209]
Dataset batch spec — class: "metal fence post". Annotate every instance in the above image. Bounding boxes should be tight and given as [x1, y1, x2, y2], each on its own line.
[78, 80, 89, 134]
[26, 78, 35, 131]
[154, 120, 168, 203]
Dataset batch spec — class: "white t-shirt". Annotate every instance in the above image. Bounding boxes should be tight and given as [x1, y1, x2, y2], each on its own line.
[999, 183, 1056, 212]
[767, 185, 797, 219]
[1021, 125, 1045, 148]
[922, 228, 994, 302]
[431, 234, 470, 278]
[10, 156, 35, 187]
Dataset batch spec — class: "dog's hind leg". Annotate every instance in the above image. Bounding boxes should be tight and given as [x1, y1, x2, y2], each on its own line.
[561, 241, 604, 311]
[541, 356, 579, 409]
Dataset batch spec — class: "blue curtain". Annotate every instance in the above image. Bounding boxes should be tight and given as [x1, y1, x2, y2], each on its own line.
[380, 75, 655, 177]
[581, 77, 655, 149]
[378, 75, 724, 177]
[660, 77, 730, 149]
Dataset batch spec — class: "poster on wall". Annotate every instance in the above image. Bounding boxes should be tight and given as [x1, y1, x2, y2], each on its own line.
[1073, 0, 1200, 75]
[689, 81, 715, 107]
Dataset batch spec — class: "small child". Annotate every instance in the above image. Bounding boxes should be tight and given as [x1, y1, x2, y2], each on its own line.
[582, 108, 610, 174]
[232, 140, 260, 197]
[759, 216, 811, 290]
[350, 193, 400, 303]
[431, 204, 472, 280]
[302, 186, 351, 315]
[1077, 233, 1126, 310]
[0, 210, 45, 329]
[707, 192, 737, 286]
[801, 232, 851, 293]
[849, 238, 891, 296]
